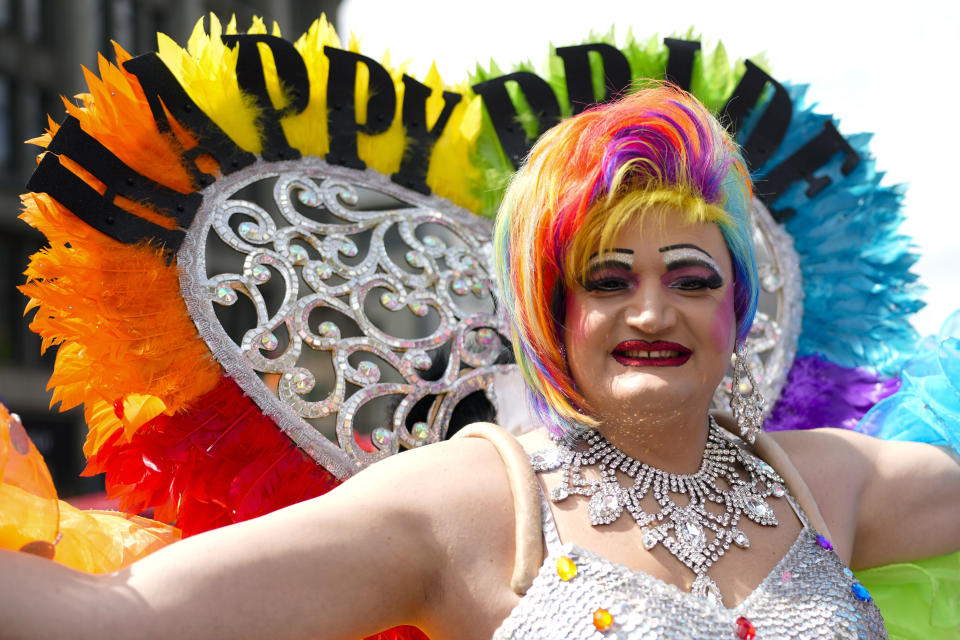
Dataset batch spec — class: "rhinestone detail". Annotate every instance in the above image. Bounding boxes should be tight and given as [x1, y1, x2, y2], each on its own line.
[177, 159, 507, 476]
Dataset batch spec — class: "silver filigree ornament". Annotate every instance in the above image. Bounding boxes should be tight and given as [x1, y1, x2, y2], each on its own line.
[178, 158, 515, 477]
[533, 418, 786, 603]
[711, 199, 803, 420]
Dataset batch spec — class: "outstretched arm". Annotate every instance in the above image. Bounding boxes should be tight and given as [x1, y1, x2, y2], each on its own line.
[0, 442, 453, 640]
[772, 428, 960, 570]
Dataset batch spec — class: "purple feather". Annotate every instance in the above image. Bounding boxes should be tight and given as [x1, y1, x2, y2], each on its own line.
[765, 355, 901, 431]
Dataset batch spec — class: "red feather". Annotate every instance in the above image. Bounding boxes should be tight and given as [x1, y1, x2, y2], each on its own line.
[84, 376, 339, 535]
[85, 376, 429, 639]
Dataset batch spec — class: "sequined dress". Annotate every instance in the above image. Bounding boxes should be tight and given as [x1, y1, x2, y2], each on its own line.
[493, 488, 887, 639]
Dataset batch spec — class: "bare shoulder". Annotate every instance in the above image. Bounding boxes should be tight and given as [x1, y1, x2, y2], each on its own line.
[766, 428, 880, 497]
[339, 433, 517, 525]
[766, 428, 878, 551]
[768, 427, 878, 461]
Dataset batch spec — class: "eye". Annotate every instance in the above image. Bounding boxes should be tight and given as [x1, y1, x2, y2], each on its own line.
[583, 275, 630, 292]
[667, 273, 723, 291]
[669, 276, 713, 291]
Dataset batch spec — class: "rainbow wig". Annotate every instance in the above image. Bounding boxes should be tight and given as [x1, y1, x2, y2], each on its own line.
[493, 84, 758, 437]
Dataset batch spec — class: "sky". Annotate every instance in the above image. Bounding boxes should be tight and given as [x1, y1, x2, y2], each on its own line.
[338, 0, 960, 337]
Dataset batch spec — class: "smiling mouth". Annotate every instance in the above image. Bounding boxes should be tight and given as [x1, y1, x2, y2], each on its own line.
[612, 341, 691, 367]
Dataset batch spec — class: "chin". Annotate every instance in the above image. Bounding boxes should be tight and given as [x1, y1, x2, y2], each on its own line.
[611, 376, 691, 406]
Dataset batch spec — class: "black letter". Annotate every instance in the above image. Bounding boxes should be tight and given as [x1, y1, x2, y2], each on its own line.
[390, 75, 461, 195]
[472, 72, 561, 168]
[663, 38, 701, 91]
[324, 46, 397, 170]
[123, 53, 256, 182]
[555, 43, 631, 115]
[759, 121, 860, 222]
[721, 60, 793, 171]
[27, 153, 185, 255]
[221, 34, 310, 162]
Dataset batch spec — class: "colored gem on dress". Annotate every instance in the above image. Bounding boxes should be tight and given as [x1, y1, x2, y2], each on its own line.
[816, 535, 833, 551]
[781, 570, 792, 583]
[735, 616, 756, 639]
[851, 583, 872, 602]
[556, 555, 577, 581]
[593, 608, 614, 631]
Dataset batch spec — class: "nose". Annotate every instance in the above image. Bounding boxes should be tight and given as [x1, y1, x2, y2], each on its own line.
[623, 279, 678, 334]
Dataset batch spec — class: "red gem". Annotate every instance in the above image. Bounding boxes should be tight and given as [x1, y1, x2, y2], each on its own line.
[113, 398, 125, 420]
[735, 616, 756, 640]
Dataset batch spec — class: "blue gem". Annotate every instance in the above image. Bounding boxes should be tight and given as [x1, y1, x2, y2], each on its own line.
[851, 583, 872, 602]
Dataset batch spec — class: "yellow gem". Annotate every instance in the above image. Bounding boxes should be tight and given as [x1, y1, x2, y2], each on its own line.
[593, 607, 614, 631]
[556, 555, 577, 581]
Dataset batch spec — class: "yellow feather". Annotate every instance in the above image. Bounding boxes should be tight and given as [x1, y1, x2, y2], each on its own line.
[284, 17, 339, 156]
[157, 16, 262, 154]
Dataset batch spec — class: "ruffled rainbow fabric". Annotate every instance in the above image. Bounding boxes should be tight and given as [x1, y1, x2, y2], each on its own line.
[0, 404, 179, 572]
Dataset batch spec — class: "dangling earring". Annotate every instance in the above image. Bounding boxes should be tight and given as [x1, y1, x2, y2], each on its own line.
[729, 342, 764, 444]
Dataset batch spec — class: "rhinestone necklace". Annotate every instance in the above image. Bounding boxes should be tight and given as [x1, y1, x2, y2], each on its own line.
[530, 417, 786, 604]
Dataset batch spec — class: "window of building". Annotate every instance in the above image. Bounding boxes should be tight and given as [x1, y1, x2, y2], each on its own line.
[0, 0, 12, 31]
[0, 75, 12, 175]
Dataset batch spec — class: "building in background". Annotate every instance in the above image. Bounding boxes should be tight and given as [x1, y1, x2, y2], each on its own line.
[0, 0, 341, 496]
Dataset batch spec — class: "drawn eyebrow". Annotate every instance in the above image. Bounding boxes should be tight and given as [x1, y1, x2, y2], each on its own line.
[658, 243, 714, 259]
[588, 248, 634, 260]
[659, 245, 722, 275]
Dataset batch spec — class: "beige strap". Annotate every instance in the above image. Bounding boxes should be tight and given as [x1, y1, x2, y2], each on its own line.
[712, 412, 833, 541]
[453, 422, 543, 595]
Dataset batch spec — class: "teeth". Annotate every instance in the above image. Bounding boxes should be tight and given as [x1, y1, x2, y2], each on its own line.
[620, 350, 683, 358]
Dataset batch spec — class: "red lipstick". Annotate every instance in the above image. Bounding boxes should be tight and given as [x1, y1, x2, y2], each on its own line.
[612, 340, 692, 367]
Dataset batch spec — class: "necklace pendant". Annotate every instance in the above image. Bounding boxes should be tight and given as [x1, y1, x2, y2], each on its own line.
[691, 574, 723, 606]
[737, 487, 778, 526]
[529, 447, 563, 472]
[676, 519, 708, 552]
[732, 528, 750, 548]
[641, 528, 660, 550]
[588, 483, 624, 525]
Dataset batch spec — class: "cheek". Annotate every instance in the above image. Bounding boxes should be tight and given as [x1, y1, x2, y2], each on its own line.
[563, 292, 595, 348]
[710, 285, 736, 353]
